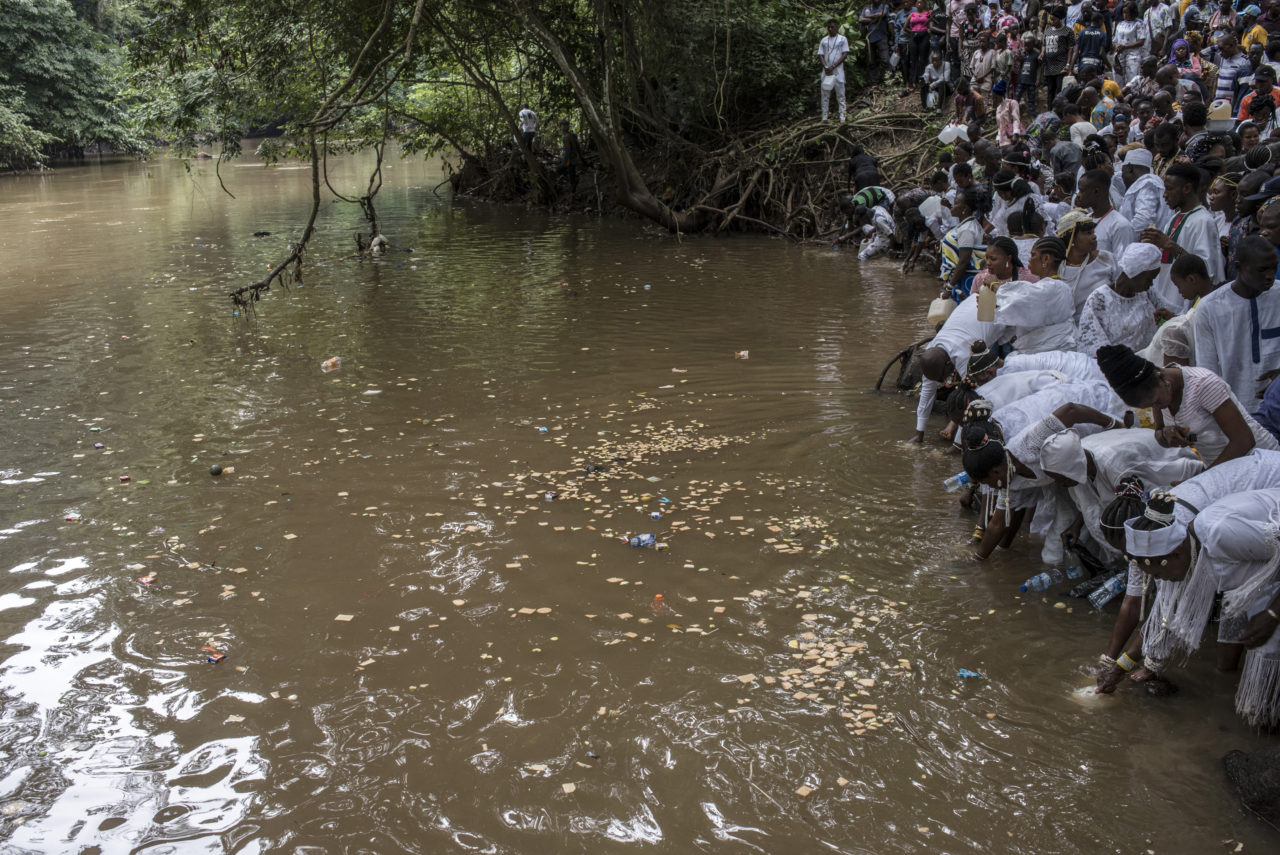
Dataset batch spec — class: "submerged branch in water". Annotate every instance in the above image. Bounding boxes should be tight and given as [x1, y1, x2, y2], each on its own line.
[229, 132, 323, 311]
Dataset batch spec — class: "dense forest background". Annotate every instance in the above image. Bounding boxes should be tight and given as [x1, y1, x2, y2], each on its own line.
[4, 0, 927, 255]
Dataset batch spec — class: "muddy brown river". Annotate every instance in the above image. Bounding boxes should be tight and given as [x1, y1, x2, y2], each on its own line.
[0, 149, 1275, 853]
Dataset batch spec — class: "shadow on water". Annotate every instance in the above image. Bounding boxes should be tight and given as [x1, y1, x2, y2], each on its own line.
[0, 147, 1273, 853]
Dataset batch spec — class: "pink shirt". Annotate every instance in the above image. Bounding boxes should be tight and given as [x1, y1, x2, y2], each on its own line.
[948, 0, 974, 38]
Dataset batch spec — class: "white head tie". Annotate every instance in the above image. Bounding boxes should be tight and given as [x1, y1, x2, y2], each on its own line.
[1124, 517, 1188, 557]
[1119, 242, 1163, 278]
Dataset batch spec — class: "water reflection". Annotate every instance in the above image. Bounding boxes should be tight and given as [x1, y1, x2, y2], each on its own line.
[0, 148, 1273, 853]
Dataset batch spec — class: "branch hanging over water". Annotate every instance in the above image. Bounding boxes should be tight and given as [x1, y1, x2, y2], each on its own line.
[229, 132, 322, 310]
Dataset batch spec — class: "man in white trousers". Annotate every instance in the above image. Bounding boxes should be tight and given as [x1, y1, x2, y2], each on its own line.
[817, 19, 849, 122]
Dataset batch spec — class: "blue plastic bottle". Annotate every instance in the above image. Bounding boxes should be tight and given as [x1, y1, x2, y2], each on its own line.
[942, 471, 971, 492]
[629, 534, 656, 548]
[1020, 567, 1066, 592]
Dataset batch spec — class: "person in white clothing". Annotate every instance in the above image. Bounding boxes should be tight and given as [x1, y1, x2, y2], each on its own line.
[995, 235, 1078, 354]
[1076, 169, 1135, 259]
[857, 204, 896, 259]
[1143, 162, 1224, 315]
[1077, 242, 1162, 357]
[1056, 209, 1116, 319]
[1041, 427, 1203, 563]
[1141, 254, 1216, 368]
[911, 293, 1013, 442]
[817, 19, 850, 122]
[1193, 236, 1280, 408]
[517, 105, 538, 150]
[1119, 147, 1170, 232]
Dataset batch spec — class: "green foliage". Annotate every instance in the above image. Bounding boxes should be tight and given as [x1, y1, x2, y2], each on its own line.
[0, 0, 145, 167]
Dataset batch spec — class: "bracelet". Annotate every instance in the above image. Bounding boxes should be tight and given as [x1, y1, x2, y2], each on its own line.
[1098, 654, 1117, 668]
[1143, 656, 1165, 673]
[1117, 652, 1138, 672]
[1268, 608, 1280, 621]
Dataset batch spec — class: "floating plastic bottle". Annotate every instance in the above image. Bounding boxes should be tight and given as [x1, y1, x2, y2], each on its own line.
[942, 471, 971, 492]
[1063, 561, 1085, 581]
[1088, 572, 1127, 609]
[320, 356, 341, 373]
[649, 511, 661, 520]
[628, 534, 656, 548]
[1020, 567, 1065, 592]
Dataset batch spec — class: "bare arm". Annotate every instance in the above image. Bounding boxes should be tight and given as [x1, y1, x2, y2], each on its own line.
[1207, 400, 1258, 467]
[1053, 402, 1120, 429]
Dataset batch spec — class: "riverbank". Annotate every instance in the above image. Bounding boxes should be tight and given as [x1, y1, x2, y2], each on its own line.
[448, 87, 939, 241]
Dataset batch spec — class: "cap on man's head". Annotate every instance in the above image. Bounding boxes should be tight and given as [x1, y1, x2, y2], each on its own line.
[1243, 4, 1262, 16]
[1122, 147, 1154, 169]
[1257, 64, 1278, 81]
[1246, 174, 1280, 201]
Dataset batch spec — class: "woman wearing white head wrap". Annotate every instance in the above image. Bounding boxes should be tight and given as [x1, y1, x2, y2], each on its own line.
[1097, 452, 1280, 695]
[961, 389, 1127, 564]
[1115, 489, 1280, 726]
[1075, 242, 1163, 358]
[1042, 427, 1203, 563]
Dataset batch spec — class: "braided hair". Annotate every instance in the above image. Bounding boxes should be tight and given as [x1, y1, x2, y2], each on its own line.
[960, 401, 1008, 482]
[1100, 475, 1146, 553]
[987, 235, 1023, 273]
[1096, 344, 1161, 408]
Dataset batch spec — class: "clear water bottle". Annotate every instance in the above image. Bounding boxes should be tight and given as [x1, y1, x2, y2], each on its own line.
[628, 534, 656, 548]
[1088, 572, 1127, 609]
[942, 471, 971, 492]
[1064, 561, 1085, 581]
[1020, 567, 1065, 592]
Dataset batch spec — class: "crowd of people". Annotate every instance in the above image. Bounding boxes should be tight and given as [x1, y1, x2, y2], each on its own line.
[836, 0, 1280, 729]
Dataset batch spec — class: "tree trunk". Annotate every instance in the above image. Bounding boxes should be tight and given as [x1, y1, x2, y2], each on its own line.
[510, 0, 709, 233]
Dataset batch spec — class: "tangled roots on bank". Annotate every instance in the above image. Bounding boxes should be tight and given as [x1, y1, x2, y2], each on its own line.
[451, 103, 938, 240]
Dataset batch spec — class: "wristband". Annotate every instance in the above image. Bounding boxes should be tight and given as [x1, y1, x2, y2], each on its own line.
[1098, 654, 1116, 669]
[1117, 652, 1138, 672]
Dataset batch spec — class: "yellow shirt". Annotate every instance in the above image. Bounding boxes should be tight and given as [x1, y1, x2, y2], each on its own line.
[1243, 23, 1269, 52]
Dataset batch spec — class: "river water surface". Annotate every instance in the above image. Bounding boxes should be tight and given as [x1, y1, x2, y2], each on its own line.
[0, 150, 1275, 853]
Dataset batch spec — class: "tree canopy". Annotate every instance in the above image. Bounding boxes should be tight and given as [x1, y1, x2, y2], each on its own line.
[0, 0, 147, 168]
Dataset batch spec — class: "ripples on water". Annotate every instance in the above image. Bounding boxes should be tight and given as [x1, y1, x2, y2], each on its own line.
[0, 151, 1273, 853]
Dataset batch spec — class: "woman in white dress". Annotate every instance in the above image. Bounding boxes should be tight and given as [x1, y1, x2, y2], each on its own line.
[1077, 242, 1162, 358]
[995, 235, 1079, 354]
[1057, 210, 1116, 320]
[1106, 487, 1280, 727]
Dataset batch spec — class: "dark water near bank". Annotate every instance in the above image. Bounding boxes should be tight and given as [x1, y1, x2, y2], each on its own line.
[0, 149, 1273, 854]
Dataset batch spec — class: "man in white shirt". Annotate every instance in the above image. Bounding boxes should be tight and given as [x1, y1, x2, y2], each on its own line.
[517, 105, 538, 150]
[1119, 147, 1171, 232]
[911, 293, 1012, 442]
[1142, 162, 1225, 314]
[1077, 168, 1135, 257]
[1195, 236, 1280, 410]
[817, 18, 850, 122]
